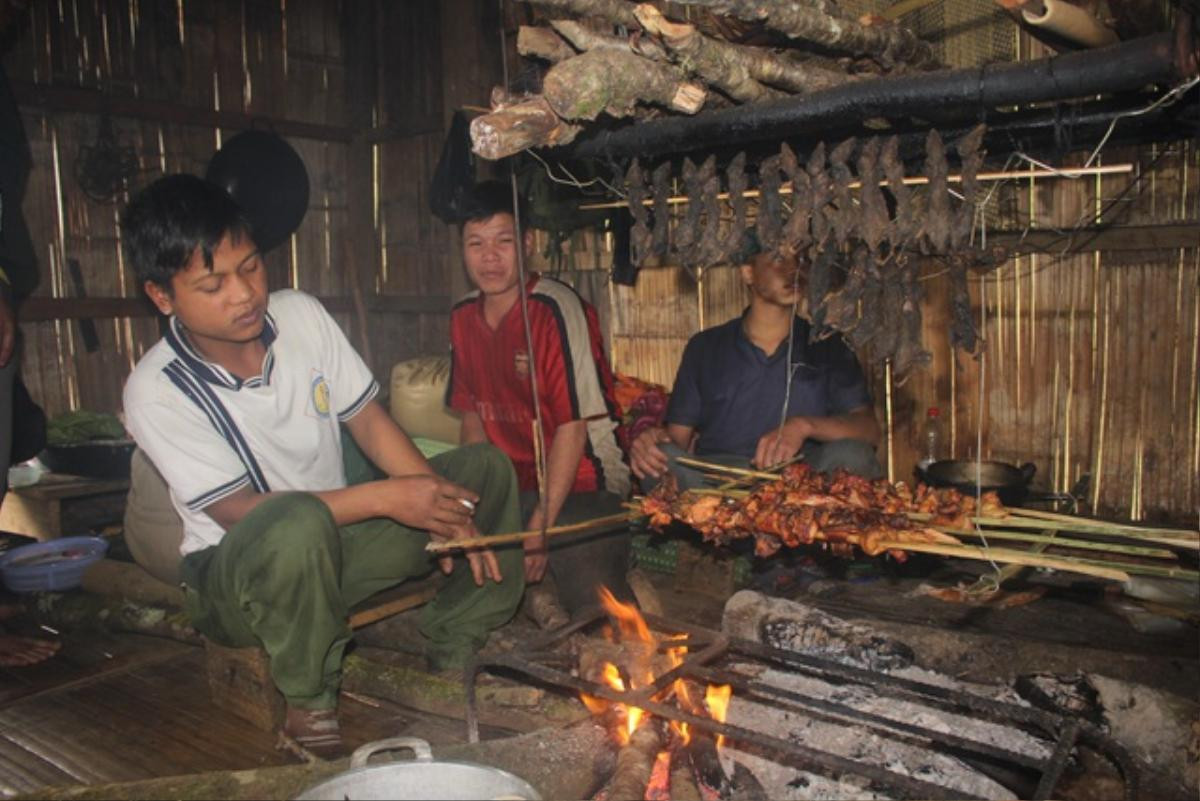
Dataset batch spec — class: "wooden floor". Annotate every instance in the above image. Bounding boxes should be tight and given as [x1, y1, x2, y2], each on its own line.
[0, 553, 1195, 798]
[0, 627, 472, 798]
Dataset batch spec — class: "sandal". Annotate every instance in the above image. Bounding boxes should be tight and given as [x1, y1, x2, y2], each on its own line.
[283, 705, 345, 759]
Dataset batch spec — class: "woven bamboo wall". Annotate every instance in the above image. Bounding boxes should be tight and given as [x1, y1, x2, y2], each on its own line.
[3, 0, 493, 425]
[543, 137, 1198, 523]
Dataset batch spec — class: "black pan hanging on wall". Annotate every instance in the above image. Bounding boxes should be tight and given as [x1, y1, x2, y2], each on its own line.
[206, 130, 309, 253]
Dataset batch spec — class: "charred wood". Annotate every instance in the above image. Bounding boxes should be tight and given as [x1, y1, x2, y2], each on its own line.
[543, 50, 706, 121]
[470, 95, 581, 160]
[671, 0, 940, 70]
[566, 34, 1176, 160]
[685, 729, 729, 794]
[669, 747, 704, 800]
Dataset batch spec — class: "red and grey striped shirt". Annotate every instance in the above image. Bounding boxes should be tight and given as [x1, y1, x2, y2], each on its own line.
[448, 274, 630, 497]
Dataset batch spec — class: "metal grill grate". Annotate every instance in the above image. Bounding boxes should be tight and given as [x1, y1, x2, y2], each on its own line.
[465, 610, 1138, 801]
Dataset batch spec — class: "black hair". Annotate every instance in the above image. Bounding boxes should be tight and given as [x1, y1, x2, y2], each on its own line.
[121, 173, 252, 291]
[457, 180, 528, 227]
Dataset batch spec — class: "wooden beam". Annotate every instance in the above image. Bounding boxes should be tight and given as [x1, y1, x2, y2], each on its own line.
[20, 294, 450, 322]
[988, 223, 1200, 253]
[11, 82, 439, 143]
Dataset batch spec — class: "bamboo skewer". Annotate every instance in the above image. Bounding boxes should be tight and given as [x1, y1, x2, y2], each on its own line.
[1006, 506, 1200, 538]
[933, 527, 1177, 558]
[872, 541, 1131, 581]
[425, 512, 635, 553]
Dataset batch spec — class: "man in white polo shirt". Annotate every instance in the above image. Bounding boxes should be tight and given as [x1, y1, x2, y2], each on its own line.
[121, 174, 524, 757]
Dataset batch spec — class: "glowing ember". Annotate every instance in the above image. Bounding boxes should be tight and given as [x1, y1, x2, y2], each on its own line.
[644, 750, 672, 800]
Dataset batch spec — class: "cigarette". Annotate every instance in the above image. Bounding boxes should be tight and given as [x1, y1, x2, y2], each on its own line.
[458, 498, 476, 512]
[40, 625, 59, 635]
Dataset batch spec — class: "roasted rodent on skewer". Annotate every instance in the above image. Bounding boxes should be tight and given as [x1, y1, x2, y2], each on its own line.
[640, 463, 1006, 561]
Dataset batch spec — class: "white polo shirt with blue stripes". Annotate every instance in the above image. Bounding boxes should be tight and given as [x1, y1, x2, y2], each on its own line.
[123, 289, 379, 557]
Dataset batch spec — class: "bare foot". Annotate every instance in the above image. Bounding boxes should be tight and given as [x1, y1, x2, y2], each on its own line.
[0, 634, 61, 666]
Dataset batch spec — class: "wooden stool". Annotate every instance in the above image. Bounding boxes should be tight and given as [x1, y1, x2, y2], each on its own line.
[0, 473, 129, 540]
[204, 640, 285, 731]
[201, 576, 443, 731]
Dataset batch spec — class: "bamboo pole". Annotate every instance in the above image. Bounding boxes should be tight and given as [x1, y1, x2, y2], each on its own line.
[578, 164, 1136, 210]
[425, 512, 635, 553]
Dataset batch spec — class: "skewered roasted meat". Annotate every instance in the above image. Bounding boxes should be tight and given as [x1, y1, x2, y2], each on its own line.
[641, 463, 1005, 561]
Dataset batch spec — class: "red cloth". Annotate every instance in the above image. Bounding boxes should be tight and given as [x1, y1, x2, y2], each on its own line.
[448, 275, 623, 494]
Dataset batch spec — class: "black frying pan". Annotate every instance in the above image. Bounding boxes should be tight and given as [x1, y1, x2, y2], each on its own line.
[206, 130, 309, 253]
[916, 459, 1037, 506]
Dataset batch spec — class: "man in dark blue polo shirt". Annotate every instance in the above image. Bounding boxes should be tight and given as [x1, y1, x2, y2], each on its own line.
[630, 234, 882, 490]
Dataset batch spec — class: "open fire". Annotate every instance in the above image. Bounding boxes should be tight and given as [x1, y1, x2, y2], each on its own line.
[465, 592, 1138, 801]
[579, 587, 731, 798]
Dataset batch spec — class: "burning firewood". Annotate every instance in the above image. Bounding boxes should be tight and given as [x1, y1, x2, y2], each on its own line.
[667, 747, 703, 800]
[606, 719, 666, 801]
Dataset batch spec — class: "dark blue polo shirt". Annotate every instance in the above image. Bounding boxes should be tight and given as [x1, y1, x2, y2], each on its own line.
[666, 312, 872, 459]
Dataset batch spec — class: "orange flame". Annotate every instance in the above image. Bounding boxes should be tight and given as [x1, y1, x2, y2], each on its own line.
[582, 586, 734, 752]
[705, 684, 732, 748]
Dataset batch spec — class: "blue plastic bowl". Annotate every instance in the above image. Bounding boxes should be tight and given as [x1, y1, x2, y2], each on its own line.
[0, 536, 108, 593]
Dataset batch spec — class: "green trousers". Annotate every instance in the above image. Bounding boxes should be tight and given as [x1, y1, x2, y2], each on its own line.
[179, 442, 525, 710]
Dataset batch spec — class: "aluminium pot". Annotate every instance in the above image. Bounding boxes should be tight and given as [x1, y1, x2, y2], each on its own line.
[916, 459, 1037, 507]
[294, 737, 541, 801]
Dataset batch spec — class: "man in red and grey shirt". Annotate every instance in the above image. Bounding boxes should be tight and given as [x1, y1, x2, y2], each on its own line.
[448, 181, 633, 618]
